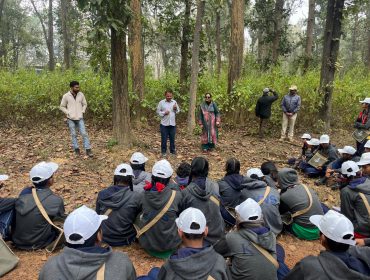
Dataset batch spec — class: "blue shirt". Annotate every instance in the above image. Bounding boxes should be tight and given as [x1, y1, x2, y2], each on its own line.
[281, 94, 301, 113]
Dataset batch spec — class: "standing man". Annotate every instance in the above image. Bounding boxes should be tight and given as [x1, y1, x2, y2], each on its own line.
[60, 81, 92, 157]
[281, 85, 301, 142]
[157, 89, 180, 157]
[255, 87, 278, 138]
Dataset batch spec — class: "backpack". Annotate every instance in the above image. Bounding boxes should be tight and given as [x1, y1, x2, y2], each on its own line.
[0, 209, 14, 241]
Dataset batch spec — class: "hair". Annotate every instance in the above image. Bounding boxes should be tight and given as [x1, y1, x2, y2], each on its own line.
[225, 158, 240, 176]
[113, 175, 133, 190]
[66, 227, 100, 249]
[261, 161, 277, 176]
[33, 177, 51, 188]
[70, 81, 79, 88]
[176, 162, 191, 178]
[204, 93, 212, 98]
[190, 157, 209, 178]
[324, 234, 351, 252]
[130, 163, 145, 171]
[164, 89, 173, 95]
[151, 175, 170, 186]
[183, 222, 204, 240]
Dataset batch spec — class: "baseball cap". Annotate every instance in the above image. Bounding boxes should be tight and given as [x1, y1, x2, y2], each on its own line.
[341, 161, 360, 176]
[365, 140, 370, 149]
[0, 175, 9, 181]
[263, 88, 270, 94]
[30, 161, 59, 183]
[175, 207, 206, 234]
[114, 163, 134, 177]
[235, 198, 263, 222]
[301, 133, 311, 140]
[289, 85, 298, 91]
[246, 168, 264, 178]
[130, 152, 148, 165]
[356, 152, 370, 166]
[319, 134, 330, 144]
[338, 146, 356, 155]
[360, 98, 370, 104]
[64, 205, 108, 245]
[307, 138, 320, 146]
[310, 210, 355, 246]
[152, 159, 173, 178]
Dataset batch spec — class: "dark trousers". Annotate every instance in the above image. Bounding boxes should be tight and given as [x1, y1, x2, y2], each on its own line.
[258, 118, 268, 138]
[160, 124, 176, 154]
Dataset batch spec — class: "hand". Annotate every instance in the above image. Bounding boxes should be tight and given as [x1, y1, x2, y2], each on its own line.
[173, 104, 177, 111]
[356, 239, 365, 246]
[165, 110, 170, 115]
[317, 166, 323, 171]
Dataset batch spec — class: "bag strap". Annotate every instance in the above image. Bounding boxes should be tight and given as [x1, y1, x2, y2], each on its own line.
[291, 184, 313, 218]
[251, 242, 279, 268]
[136, 190, 176, 239]
[104, 208, 112, 216]
[359, 192, 370, 216]
[210, 195, 220, 206]
[258, 186, 271, 205]
[207, 276, 215, 280]
[96, 263, 105, 280]
[31, 188, 63, 232]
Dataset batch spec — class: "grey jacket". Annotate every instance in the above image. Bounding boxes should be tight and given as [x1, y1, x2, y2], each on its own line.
[281, 94, 301, 113]
[12, 187, 64, 250]
[218, 174, 248, 208]
[214, 225, 277, 280]
[317, 145, 339, 167]
[341, 178, 370, 236]
[133, 171, 151, 193]
[39, 246, 136, 280]
[158, 246, 229, 280]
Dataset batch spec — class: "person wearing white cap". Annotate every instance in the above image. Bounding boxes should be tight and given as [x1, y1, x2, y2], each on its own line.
[296, 138, 320, 172]
[285, 210, 370, 279]
[39, 205, 136, 280]
[214, 198, 279, 280]
[130, 152, 151, 193]
[156, 207, 228, 280]
[95, 163, 141, 246]
[354, 98, 370, 155]
[243, 168, 283, 235]
[137, 159, 183, 258]
[255, 87, 279, 138]
[364, 140, 370, 153]
[0, 174, 17, 240]
[340, 154, 370, 239]
[12, 161, 65, 250]
[300, 133, 312, 157]
[280, 85, 301, 141]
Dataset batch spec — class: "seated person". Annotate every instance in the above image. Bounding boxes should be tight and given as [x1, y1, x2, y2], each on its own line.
[12, 162, 65, 250]
[300, 133, 312, 158]
[173, 162, 191, 190]
[298, 138, 320, 171]
[137, 159, 183, 258]
[182, 157, 225, 244]
[39, 205, 136, 280]
[242, 168, 282, 235]
[278, 168, 324, 240]
[365, 140, 370, 153]
[96, 163, 142, 246]
[214, 198, 278, 280]
[341, 155, 370, 238]
[157, 207, 228, 280]
[130, 152, 151, 193]
[261, 161, 279, 189]
[0, 174, 16, 240]
[285, 210, 370, 279]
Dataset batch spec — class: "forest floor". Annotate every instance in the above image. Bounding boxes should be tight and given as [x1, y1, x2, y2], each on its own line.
[0, 120, 354, 279]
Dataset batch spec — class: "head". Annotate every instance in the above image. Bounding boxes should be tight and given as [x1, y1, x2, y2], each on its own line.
[277, 168, 299, 190]
[246, 168, 264, 181]
[289, 85, 297, 95]
[301, 133, 311, 143]
[0, 174, 9, 189]
[306, 138, 320, 148]
[261, 161, 278, 181]
[113, 163, 134, 189]
[70, 81, 80, 94]
[204, 93, 212, 104]
[340, 160, 360, 180]
[176, 162, 191, 179]
[364, 141, 370, 153]
[165, 89, 173, 102]
[190, 157, 209, 180]
[235, 198, 263, 228]
[319, 134, 330, 149]
[225, 158, 240, 176]
[130, 152, 148, 171]
[357, 152, 370, 175]
[30, 161, 59, 189]
[176, 207, 208, 246]
[151, 159, 173, 186]
[262, 88, 269, 96]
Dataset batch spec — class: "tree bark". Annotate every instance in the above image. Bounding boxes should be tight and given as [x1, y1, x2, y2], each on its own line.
[350, 12, 358, 65]
[227, 0, 245, 96]
[271, 0, 284, 64]
[319, 0, 345, 131]
[0, 0, 5, 24]
[48, 0, 54, 71]
[111, 27, 131, 146]
[303, 0, 315, 73]
[60, 0, 71, 69]
[365, 0, 370, 70]
[187, 0, 205, 133]
[179, 0, 191, 95]
[216, 8, 222, 79]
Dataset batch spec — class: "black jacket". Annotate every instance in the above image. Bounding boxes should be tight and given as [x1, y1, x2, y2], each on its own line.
[255, 92, 278, 119]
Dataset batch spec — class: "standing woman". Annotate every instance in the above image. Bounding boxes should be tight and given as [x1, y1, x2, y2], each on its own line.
[354, 98, 370, 155]
[198, 93, 221, 152]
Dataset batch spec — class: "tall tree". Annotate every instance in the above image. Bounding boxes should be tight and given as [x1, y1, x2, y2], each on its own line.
[319, 0, 345, 130]
[179, 0, 191, 95]
[366, 0, 370, 70]
[187, 0, 206, 133]
[227, 0, 245, 96]
[215, 0, 222, 79]
[60, 0, 72, 69]
[350, 12, 358, 65]
[271, 0, 284, 64]
[303, 0, 315, 73]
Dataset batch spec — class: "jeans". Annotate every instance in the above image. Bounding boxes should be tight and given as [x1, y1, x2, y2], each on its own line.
[67, 119, 91, 150]
[160, 124, 176, 154]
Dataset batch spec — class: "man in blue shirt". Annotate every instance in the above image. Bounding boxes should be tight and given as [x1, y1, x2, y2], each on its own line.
[281, 85, 301, 142]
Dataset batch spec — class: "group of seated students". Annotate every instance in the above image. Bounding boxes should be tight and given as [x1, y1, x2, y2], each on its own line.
[0, 147, 370, 279]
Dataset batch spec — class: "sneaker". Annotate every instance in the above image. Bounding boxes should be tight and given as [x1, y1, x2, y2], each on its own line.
[161, 153, 167, 158]
[74, 148, 80, 155]
[86, 149, 93, 157]
[279, 137, 285, 141]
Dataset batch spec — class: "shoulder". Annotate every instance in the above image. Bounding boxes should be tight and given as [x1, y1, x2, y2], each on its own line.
[46, 192, 64, 205]
[39, 254, 61, 276]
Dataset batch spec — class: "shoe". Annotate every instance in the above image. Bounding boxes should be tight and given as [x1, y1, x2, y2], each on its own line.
[86, 149, 93, 157]
[74, 148, 80, 155]
[161, 153, 167, 158]
[279, 137, 285, 141]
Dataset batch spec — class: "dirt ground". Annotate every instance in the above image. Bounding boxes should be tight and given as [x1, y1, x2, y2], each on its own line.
[0, 122, 354, 279]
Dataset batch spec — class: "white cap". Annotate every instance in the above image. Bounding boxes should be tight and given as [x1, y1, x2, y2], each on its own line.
[310, 210, 355, 245]
[341, 161, 360, 176]
[235, 198, 263, 222]
[289, 85, 298, 91]
[114, 163, 134, 177]
[0, 175, 9, 181]
[338, 146, 356, 155]
[175, 207, 207, 234]
[357, 152, 370, 166]
[307, 138, 320, 146]
[319, 134, 330, 144]
[130, 152, 148, 165]
[365, 140, 370, 149]
[301, 133, 311, 140]
[246, 168, 264, 178]
[30, 161, 59, 183]
[360, 98, 370, 104]
[64, 205, 108, 245]
[263, 88, 270, 94]
[152, 159, 173, 178]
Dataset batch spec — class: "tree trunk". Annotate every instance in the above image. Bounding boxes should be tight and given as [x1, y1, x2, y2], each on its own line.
[0, 0, 5, 24]
[216, 9, 221, 79]
[365, 0, 370, 70]
[179, 0, 191, 95]
[271, 0, 284, 65]
[48, 0, 54, 71]
[319, 0, 345, 131]
[227, 0, 245, 96]
[350, 12, 358, 65]
[60, 0, 71, 69]
[187, 0, 205, 134]
[111, 27, 131, 146]
[303, 0, 315, 73]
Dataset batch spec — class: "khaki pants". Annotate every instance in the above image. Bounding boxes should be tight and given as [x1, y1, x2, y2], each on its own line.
[281, 113, 297, 139]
